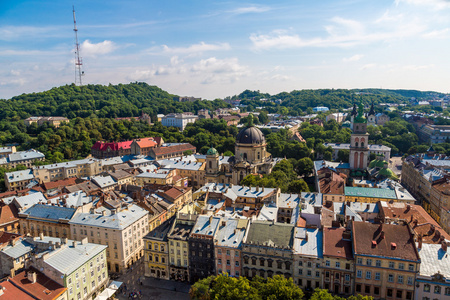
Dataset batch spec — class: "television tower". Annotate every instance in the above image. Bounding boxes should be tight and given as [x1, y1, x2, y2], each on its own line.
[72, 6, 84, 86]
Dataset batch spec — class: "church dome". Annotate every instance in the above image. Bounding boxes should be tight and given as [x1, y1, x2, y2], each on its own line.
[206, 147, 218, 156]
[236, 126, 265, 145]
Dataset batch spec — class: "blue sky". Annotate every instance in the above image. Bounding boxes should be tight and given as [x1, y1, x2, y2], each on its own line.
[1, 0, 450, 99]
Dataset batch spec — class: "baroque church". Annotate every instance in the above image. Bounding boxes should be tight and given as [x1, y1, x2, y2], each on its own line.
[204, 119, 280, 185]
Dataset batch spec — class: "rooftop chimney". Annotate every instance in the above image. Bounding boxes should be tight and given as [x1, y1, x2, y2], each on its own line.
[209, 215, 213, 224]
[418, 234, 423, 249]
[442, 241, 448, 252]
[380, 231, 385, 239]
[27, 271, 37, 284]
[72, 241, 77, 248]
[39, 233, 44, 240]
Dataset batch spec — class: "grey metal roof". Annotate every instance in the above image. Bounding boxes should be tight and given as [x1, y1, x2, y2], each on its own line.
[11, 192, 48, 210]
[192, 215, 221, 237]
[157, 159, 203, 171]
[293, 228, 323, 258]
[214, 218, 246, 248]
[0, 238, 33, 259]
[417, 243, 450, 278]
[91, 175, 117, 188]
[69, 204, 148, 230]
[6, 169, 34, 183]
[198, 183, 276, 201]
[44, 241, 107, 275]
[8, 150, 45, 162]
[22, 204, 76, 221]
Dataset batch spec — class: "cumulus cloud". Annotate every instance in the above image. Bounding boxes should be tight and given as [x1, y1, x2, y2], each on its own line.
[250, 13, 428, 50]
[343, 54, 364, 62]
[81, 40, 117, 57]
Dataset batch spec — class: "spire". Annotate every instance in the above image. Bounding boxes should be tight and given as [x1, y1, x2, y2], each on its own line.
[351, 103, 358, 116]
[368, 101, 375, 116]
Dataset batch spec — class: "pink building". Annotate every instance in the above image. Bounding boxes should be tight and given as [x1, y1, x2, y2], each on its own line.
[214, 218, 248, 277]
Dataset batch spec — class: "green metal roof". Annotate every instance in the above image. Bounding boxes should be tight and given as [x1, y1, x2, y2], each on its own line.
[344, 186, 397, 199]
[206, 147, 218, 156]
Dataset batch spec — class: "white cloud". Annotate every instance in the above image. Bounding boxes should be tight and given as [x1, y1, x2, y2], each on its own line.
[422, 28, 450, 38]
[250, 13, 428, 50]
[162, 42, 231, 55]
[0, 25, 63, 41]
[343, 54, 364, 62]
[81, 40, 117, 57]
[395, 0, 450, 10]
[360, 64, 377, 70]
[229, 6, 271, 14]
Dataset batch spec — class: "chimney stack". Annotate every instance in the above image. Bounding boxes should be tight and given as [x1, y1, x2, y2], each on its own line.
[380, 231, 385, 239]
[27, 271, 37, 284]
[39, 233, 44, 240]
[418, 234, 423, 249]
[442, 241, 448, 252]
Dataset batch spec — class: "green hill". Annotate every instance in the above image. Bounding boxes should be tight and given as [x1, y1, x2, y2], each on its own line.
[0, 82, 229, 120]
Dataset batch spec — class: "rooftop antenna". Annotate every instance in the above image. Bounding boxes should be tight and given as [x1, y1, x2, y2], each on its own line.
[73, 6, 84, 86]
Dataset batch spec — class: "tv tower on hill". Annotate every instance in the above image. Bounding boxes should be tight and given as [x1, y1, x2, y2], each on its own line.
[72, 6, 84, 86]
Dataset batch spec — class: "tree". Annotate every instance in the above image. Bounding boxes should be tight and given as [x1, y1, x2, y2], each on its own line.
[287, 179, 309, 193]
[256, 275, 303, 300]
[309, 289, 335, 300]
[337, 150, 350, 163]
[296, 157, 314, 177]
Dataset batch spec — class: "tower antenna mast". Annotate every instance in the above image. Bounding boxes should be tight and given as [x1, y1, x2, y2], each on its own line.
[73, 6, 84, 86]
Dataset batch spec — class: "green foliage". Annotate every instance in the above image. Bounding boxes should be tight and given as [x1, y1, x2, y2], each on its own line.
[240, 160, 309, 193]
[189, 274, 303, 300]
[1, 82, 230, 120]
[309, 289, 373, 300]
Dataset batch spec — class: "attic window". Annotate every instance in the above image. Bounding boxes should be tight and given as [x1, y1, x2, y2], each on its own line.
[391, 242, 397, 250]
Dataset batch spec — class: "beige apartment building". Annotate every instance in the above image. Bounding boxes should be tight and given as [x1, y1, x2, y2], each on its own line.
[33, 158, 103, 183]
[69, 203, 149, 273]
[352, 222, 420, 300]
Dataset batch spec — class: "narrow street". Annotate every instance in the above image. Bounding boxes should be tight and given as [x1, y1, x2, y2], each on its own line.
[114, 258, 191, 300]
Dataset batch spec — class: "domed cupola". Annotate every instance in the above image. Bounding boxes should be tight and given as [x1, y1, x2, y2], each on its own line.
[236, 126, 265, 145]
[206, 147, 219, 156]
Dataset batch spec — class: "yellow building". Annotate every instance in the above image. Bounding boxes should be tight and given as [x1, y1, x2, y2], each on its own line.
[352, 222, 420, 300]
[167, 214, 197, 282]
[144, 217, 175, 279]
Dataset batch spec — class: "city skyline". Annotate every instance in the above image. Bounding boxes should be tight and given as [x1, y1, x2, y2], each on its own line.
[1, 0, 450, 99]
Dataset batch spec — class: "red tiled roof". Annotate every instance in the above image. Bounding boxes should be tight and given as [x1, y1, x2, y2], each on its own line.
[352, 222, 420, 261]
[379, 202, 450, 244]
[10, 268, 67, 300]
[318, 169, 346, 195]
[135, 137, 157, 149]
[43, 177, 78, 191]
[323, 227, 353, 259]
[0, 204, 19, 226]
[0, 280, 35, 300]
[92, 140, 132, 151]
[296, 216, 307, 228]
[0, 232, 22, 246]
[151, 143, 196, 156]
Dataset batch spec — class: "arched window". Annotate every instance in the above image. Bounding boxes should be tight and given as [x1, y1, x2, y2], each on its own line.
[243, 153, 247, 161]
[354, 152, 359, 168]
[209, 161, 212, 169]
[257, 152, 260, 160]
[360, 152, 364, 169]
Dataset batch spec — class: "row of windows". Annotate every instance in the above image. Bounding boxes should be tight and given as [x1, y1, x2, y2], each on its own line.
[356, 258, 414, 271]
[217, 249, 239, 257]
[324, 261, 351, 270]
[244, 257, 291, 270]
[356, 284, 413, 299]
[423, 284, 450, 295]
[324, 271, 351, 282]
[356, 270, 413, 285]
[218, 259, 239, 267]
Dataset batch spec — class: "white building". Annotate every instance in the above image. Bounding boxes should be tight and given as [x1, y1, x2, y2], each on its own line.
[69, 203, 149, 273]
[161, 113, 198, 130]
[415, 242, 450, 300]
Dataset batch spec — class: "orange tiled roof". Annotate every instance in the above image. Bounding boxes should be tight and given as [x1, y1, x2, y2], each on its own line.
[135, 137, 157, 149]
[380, 202, 450, 244]
[43, 177, 78, 191]
[0, 204, 19, 226]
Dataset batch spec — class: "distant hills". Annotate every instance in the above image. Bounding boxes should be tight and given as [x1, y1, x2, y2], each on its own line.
[0, 82, 446, 120]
